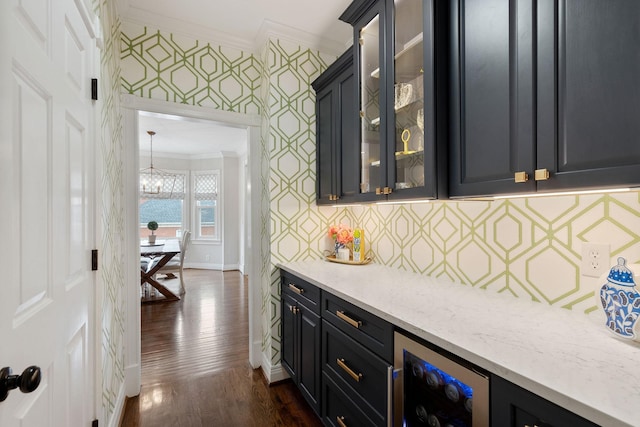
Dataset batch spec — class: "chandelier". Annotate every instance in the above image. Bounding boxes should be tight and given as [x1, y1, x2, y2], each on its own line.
[140, 130, 176, 196]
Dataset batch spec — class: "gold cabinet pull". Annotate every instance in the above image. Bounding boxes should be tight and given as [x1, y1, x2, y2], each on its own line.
[376, 187, 393, 195]
[337, 358, 362, 382]
[336, 310, 362, 329]
[534, 168, 550, 181]
[288, 283, 304, 294]
[337, 416, 347, 427]
[514, 171, 529, 183]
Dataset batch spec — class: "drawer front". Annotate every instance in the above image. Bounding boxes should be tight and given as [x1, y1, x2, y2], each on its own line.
[323, 319, 391, 420]
[323, 292, 393, 361]
[323, 372, 381, 427]
[281, 271, 321, 314]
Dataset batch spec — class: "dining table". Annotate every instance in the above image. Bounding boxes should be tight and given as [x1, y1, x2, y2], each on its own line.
[140, 239, 181, 302]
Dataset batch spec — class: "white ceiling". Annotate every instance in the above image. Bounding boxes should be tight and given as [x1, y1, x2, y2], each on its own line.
[124, 0, 354, 157]
[138, 112, 248, 157]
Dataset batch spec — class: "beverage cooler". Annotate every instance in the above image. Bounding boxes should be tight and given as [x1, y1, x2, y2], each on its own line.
[393, 332, 490, 427]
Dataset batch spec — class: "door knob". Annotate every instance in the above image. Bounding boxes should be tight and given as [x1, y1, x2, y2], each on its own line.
[0, 366, 41, 402]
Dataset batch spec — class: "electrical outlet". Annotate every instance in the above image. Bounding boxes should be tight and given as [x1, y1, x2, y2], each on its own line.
[581, 243, 610, 278]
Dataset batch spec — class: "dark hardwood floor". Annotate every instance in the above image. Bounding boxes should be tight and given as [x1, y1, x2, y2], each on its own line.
[120, 269, 323, 427]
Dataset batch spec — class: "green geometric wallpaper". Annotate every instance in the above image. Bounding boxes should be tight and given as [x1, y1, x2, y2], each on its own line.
[121, 22, 261, 114]
[95, 0, 126, 425]
[119, 22, 640, 373]
[336, 193, 640, 313]
[264, 39, 335, 364]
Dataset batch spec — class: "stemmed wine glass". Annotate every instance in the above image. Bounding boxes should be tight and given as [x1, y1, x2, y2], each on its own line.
[416, 108, 424, 133]
[416, 108, 424, 151]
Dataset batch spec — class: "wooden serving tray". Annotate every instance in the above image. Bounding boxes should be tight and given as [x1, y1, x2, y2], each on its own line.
[325, 255, 372, 266]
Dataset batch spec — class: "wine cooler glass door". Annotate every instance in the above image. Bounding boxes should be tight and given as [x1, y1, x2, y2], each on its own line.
[394, 332, 489, 427]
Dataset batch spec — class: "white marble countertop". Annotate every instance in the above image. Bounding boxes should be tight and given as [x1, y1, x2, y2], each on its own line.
[278, 260, 640, 427]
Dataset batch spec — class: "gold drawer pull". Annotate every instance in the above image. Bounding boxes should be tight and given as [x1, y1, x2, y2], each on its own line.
[337, 358, 362, 382]
[337, 416, 347, 427]
[288, 283, 304, 294]
[534, 168, 550, 181]
[336, 311, 362, 329]
[514, 171, 529, 183]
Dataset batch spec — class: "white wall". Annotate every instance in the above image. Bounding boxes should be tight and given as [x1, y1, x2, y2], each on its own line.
[222, 155, 241, 270]
[140, 153, 243, 270]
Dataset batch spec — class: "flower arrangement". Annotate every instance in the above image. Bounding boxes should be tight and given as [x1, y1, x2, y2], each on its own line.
[328, 223, 353, 256]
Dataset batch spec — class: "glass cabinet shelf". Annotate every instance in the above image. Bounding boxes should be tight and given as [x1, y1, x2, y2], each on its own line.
[370, 32, 423, 79]
[370, 149, 424, 167]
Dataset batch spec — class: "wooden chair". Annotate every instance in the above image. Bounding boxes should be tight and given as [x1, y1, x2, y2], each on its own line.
[152, 230, 191, 295]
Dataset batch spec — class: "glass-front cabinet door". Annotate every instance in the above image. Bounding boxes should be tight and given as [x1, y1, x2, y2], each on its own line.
[390, 0, 426, 193]
[341, 0, 444, 202]
[357, 4, 385, 199]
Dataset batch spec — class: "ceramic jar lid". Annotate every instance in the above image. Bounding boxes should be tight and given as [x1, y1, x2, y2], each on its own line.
[606, 257, 636, 287]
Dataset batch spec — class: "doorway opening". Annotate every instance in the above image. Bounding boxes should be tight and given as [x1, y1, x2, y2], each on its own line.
[121, 96, 262, 398]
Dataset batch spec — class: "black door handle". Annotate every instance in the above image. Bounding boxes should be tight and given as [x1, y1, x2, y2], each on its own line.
[0, 366, 41, 402]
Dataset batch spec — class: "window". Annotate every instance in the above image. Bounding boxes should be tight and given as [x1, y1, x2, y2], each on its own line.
[139, 171, 186, 239]
[194, 171, 219, 240]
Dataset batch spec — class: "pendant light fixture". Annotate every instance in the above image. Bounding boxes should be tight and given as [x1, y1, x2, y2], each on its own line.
[140, 130, 176, 196]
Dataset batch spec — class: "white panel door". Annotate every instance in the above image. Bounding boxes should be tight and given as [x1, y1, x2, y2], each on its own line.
[0, 0, 97, 425]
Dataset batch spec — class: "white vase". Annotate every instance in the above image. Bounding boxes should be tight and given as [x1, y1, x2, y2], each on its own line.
[148, 234, 156, 244]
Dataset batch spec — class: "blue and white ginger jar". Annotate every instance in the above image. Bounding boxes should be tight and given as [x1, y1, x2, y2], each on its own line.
[599, 257, 640, 340]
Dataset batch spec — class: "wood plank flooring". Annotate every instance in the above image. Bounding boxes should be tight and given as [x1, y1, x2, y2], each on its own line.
[120, 269, 323, 427]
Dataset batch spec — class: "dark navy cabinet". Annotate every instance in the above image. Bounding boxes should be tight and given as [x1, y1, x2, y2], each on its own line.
[280, 272, 322, 415]
[312, 50, 358, 205]
[280, 269, 394, 426]
[321, 291, 393, 426]
[492, 375, 599, 427]
[337, 0, 448, 203]
[450, 0, 640, 197]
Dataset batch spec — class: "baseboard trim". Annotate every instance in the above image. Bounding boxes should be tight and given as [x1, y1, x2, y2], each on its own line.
[249, 339, 262, 369]
[261, 351, 289, 384]
[184, 263, 241, 271]
[124, 363, 141, 397]
[110, 382, 127, 427]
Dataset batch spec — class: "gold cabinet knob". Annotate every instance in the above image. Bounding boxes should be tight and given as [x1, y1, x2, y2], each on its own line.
[535, 168, 550, 181]
[514, 171, 529, 183]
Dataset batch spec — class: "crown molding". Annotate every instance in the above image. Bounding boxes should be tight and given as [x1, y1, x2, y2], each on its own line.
[119, 8, 350, 57]
[120, 6, 256, 52]
[255, 19, 351, 57]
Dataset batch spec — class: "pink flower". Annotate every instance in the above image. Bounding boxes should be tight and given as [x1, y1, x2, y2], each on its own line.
[328, 223, 353, 244]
